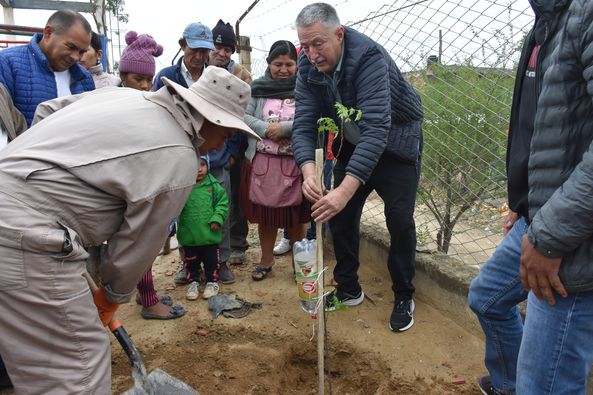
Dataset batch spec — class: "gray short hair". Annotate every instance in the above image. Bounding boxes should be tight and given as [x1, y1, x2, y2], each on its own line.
[295, 3, 341, 29]
[47, 10, 92, 35]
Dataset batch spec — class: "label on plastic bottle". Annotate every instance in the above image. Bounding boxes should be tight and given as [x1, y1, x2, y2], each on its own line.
[295, 259, 315, 277]
[297, 274, 319, 299]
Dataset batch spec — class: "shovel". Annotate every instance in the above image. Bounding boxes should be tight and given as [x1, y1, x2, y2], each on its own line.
[83, 272, 198, 395]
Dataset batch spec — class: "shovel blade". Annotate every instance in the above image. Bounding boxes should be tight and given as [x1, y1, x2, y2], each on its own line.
[122, 368, 199, 395]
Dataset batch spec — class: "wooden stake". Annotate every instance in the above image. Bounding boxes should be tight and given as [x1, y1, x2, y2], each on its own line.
[315, 148, 325, 395]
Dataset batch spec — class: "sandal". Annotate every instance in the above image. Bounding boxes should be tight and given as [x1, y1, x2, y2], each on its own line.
[251, 265, 273, 281]
[140, 304, 185, 320]
[136, 294, 173, 306]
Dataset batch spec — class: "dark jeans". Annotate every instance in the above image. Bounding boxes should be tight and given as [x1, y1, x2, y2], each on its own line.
[283, 220, 316, 240]
[183, 245, 220, 283]
[230, 157, 249, 252]
[330, 155, 419, 301]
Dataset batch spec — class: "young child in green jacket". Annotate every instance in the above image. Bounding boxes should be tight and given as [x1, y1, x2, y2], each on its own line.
[178, 156, 229, 299]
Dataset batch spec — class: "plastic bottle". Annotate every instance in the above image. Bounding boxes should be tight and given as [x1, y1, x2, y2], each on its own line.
[293, 239, 319, 316]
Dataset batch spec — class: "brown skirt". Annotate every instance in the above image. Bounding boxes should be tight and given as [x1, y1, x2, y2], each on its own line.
[240, 158, 311, 228]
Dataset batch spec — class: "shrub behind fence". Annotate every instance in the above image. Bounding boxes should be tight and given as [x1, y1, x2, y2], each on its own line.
[250, 0, 534, 266]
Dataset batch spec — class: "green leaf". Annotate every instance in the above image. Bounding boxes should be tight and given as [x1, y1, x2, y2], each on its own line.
[331, 294, 349, 311]
[317, 117, 338, 134]
[318, 103, 362, 136]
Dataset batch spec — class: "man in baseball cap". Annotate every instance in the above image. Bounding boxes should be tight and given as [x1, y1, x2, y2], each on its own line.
[153, 22, 214, 90]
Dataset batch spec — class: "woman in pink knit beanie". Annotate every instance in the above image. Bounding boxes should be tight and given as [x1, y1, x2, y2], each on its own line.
[118, 31, 164, 91]
[117, 31, 185, 320]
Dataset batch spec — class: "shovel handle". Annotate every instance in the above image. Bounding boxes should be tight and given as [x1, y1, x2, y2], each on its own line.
[83, 271, 99, 293]
[82, 272, 145, 369]
[82, 272, 122, 332]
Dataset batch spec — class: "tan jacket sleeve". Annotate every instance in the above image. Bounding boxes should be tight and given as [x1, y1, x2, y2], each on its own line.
[0, 83, 26, 140]
[100, 186, 193, 303]
[32, 87, 119, 125]
[70, 146, 198, 304]
[32, 93, 87, 125]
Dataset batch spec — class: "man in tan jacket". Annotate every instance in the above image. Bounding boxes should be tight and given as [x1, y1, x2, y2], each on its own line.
[0, 67, 257, 394]
[0, 82, 26, 392]
[0, 83, 27, 148]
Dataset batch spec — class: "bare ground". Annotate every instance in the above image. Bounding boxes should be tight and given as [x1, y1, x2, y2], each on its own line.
[109, 227, 485, 395]
[0, 226, 486, 395]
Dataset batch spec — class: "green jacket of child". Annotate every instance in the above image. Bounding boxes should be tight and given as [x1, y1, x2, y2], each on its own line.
[177, 173, 228, 246]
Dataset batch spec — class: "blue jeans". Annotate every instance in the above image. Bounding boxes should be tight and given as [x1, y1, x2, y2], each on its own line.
[516, 290, 593, 394]
[283, 221, 316, 241]
[468, 217, 529, 394]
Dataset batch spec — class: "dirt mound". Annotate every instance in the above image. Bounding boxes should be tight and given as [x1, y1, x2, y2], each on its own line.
[0, 226, 490, 395]
[112, 324, 477, 394]
[94, 225, 487, 394]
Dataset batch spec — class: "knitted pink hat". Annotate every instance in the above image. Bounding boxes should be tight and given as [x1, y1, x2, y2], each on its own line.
[119, 31, 164, 76]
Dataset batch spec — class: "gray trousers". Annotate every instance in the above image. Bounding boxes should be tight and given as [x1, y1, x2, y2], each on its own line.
[0, 197, 111, 394]
[210, 165, 231, 263]
[229, 156, 249, 251]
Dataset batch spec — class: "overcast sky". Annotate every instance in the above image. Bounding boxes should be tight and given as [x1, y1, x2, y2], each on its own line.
[3, 0, 416, 72]
[3, 0, 534, 76]
[120, 0, 411, 73]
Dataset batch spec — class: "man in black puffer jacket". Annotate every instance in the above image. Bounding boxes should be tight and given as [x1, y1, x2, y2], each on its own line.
[292, 3, 423, 332]
[468, 0, 593, 394]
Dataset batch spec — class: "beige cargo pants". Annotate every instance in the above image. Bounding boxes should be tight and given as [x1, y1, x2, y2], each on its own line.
[0, 196, 111, 395]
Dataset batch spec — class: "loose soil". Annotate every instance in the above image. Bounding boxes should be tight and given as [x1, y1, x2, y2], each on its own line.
[0, 227, 486, 395]
[110, 227, 485, 394]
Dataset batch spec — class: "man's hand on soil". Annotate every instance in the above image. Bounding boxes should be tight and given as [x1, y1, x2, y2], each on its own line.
[520, 235, 567, 305]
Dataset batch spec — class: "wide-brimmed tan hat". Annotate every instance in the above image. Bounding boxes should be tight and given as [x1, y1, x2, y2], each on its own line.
[160, 67, 259, 140]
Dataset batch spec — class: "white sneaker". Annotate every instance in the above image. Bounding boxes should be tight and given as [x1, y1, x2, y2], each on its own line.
[186, 281, 199, 301]
[273, 238, 291, 255]
[202, 282, 220, 299]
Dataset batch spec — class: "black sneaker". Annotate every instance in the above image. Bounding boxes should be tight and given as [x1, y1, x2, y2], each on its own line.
[389, 299, 415, 332]
[324, 288, 364, 312]
[478, 375, 505, 395]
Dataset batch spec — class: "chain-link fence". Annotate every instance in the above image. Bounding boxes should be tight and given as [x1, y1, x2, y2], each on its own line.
[248, 0, 534, 267]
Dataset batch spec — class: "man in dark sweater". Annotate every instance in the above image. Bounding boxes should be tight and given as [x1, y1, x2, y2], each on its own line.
[292, 3, 423, 332]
